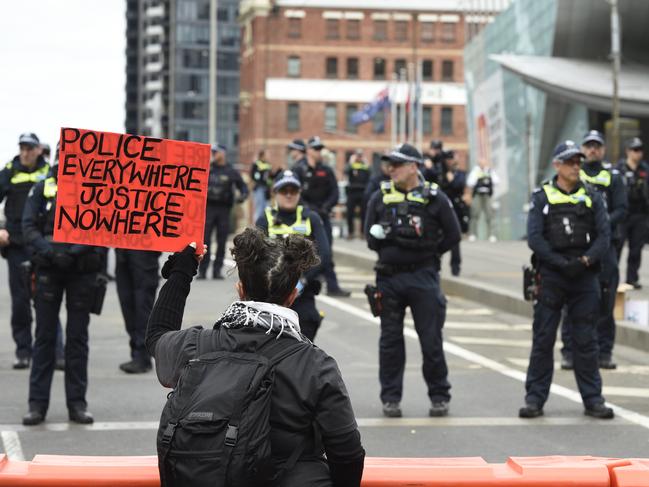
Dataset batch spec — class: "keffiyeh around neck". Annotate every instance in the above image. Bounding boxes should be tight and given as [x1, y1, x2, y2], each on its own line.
[215, 301, 303, 342]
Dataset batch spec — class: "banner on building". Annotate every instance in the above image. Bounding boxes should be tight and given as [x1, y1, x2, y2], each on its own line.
[472, 70, 508, 198]
[54, 127, 210, 252]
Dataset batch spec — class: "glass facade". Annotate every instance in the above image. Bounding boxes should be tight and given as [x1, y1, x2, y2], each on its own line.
[464, 0, 561, 238]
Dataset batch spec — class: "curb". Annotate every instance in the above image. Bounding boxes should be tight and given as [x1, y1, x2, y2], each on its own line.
[334, 247, 649, 353]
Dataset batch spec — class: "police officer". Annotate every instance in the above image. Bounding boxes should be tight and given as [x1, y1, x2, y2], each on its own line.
[294, 136, 350, 297]
[115, 248, 160, 373]
[421, 140, 448, 184]
[437, 152, 467, 276]
[199, 144, 249, 280]
[363, 158, 391, 208]
[0, 133, 49, 369]
[365, 143, 461, 418]
[520, 140, 613, 419]
[466, 158, 499, 242]
[287, 138, 307, 172]
[256, 170, 331, 340]
[344, 149, 371, 239]
[250, 149, 278, 222]
[617, 137, 649, 289]
[22, 160, 103, 425]
[561, 130, 626, 370]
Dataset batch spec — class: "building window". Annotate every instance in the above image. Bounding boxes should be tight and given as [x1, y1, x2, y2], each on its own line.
[346, 19, 360, 39]
[373, 57, 386, 80]
[422, 60, 433, 81]
[373, 20, 387, 41]
[326, 19, 340, 39]
[288, 18, 301, 38]
[372, 109, 385, 134]
[346, 57, 359, 79]
[326, 57, 338, 78]
[325, 103, 338, 131]
[442, 60, 454, 81]
[420, 21, 435, 42]
[346, 104, 358, 133]
[394, 58, 407, 77]
[441, 22, 456, 43]
[422, 106, 432, 134]
[441, 107, 453, 135]
[217, 52, 239, 71]
[395, 20, 408, 41]
[287, 103, 300, 131]
[287, 56, 301, 77]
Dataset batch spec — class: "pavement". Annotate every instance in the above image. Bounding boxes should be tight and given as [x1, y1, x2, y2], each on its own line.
[1, 245, 649, 463]
[333, 236, 649, 353]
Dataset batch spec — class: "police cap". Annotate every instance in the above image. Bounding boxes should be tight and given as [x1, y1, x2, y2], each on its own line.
[273, 170, 301, 192]
[552, 140, 585, 162]
[430, 140, 443, 150]
[582, 130, 605, 146]
[211, 143, 227, 153]
[307, 136, 325, 150]
[287, 139, 306, 152]
[381, 143, 423, 165]
[18, 132, 40, 147]
[626, 137, 643, 150]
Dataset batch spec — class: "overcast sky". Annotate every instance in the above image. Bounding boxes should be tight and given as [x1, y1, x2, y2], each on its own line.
[0, 0, 125, 160]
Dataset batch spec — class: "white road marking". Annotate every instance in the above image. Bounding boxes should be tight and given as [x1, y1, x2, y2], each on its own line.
[602, 387, 649, 398]
[316, 295, 649, 430]
[447, 308, 494, 316]
[449, 336, 532, 347]
[445, 322, 531, 331]
[1, 430, 25, 460]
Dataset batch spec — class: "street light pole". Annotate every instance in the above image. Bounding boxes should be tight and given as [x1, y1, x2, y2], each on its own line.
[610, 0, 621, 162]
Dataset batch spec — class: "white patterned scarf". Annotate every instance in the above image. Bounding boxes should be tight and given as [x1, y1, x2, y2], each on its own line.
[215, 301, 304, 342]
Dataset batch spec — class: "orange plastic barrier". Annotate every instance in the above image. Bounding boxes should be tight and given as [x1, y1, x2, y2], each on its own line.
[0, 454, 646, 486]
[610, 459, 649, 487]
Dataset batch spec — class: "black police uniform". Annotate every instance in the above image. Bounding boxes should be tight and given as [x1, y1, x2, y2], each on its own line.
[365, 180, 461, 407]
[22, 170, 103, 417]
[256, 205, 331, 340]
[115, 249, 161, 370]
[344, 159, 371, 237]
[439, 167, 468, 275]
[525, 177, 609, 410]
[616, 158, 649, 286]
[0, 155, 49, 363]
[294, 160, 343, 292]
[561, 162, 626, 364]
[199, 163, 248, 278]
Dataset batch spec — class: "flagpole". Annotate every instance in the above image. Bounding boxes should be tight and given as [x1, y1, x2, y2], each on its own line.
[416, 60, 424, 154]
[408, 63, 415, 145]
[399, 68, 407, 144]
[391, 73, 397, 148]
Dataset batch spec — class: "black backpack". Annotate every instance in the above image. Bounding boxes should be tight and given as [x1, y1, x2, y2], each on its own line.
[157, 332, 306, 487]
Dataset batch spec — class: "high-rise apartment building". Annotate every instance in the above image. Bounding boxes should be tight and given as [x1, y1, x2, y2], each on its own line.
[124, 0, 241, 164]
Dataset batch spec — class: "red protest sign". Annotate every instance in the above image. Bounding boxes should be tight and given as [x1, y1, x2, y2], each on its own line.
[53, 127, 210, 252]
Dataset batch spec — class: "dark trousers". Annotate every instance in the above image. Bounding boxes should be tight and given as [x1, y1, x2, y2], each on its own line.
[526, 267, 604, 408]
[319, 213, 342, 291]
[561, 245, 618, 359]
[116, 250, 160, 364]
[5, 245, 33, 359]
[199, 204, 231, 277]
[346, 191, 365, 237]
[616, 213, 648, 284]
[376, 266, 451, 403]
[291, 293, 322, 341]
[29, 268, 96, 412]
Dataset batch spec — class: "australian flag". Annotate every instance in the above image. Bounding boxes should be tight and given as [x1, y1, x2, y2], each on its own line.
[351, 88, 390, 126]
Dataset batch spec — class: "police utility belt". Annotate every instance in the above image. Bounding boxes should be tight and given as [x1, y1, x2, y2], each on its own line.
[374, 259, 437, 276]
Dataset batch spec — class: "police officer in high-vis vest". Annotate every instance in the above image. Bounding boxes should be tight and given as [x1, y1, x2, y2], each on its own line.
[21, 160, 104, 425]
[520, 140, 613, 420]
[561, 130, 627, 370]
[256, 170, 331, 341]
[365, 144, 461, 419]
[199, 144, 249, 280]
[0, 133, 49, 369]
[250, 149, 277, 222]
[344, 149, 371, 239]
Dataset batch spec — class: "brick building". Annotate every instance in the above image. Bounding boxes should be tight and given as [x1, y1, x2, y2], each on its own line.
[238, 0, 498, 174]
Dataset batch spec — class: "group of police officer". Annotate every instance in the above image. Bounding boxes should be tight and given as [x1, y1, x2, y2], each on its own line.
[3, 128, 648, 425]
